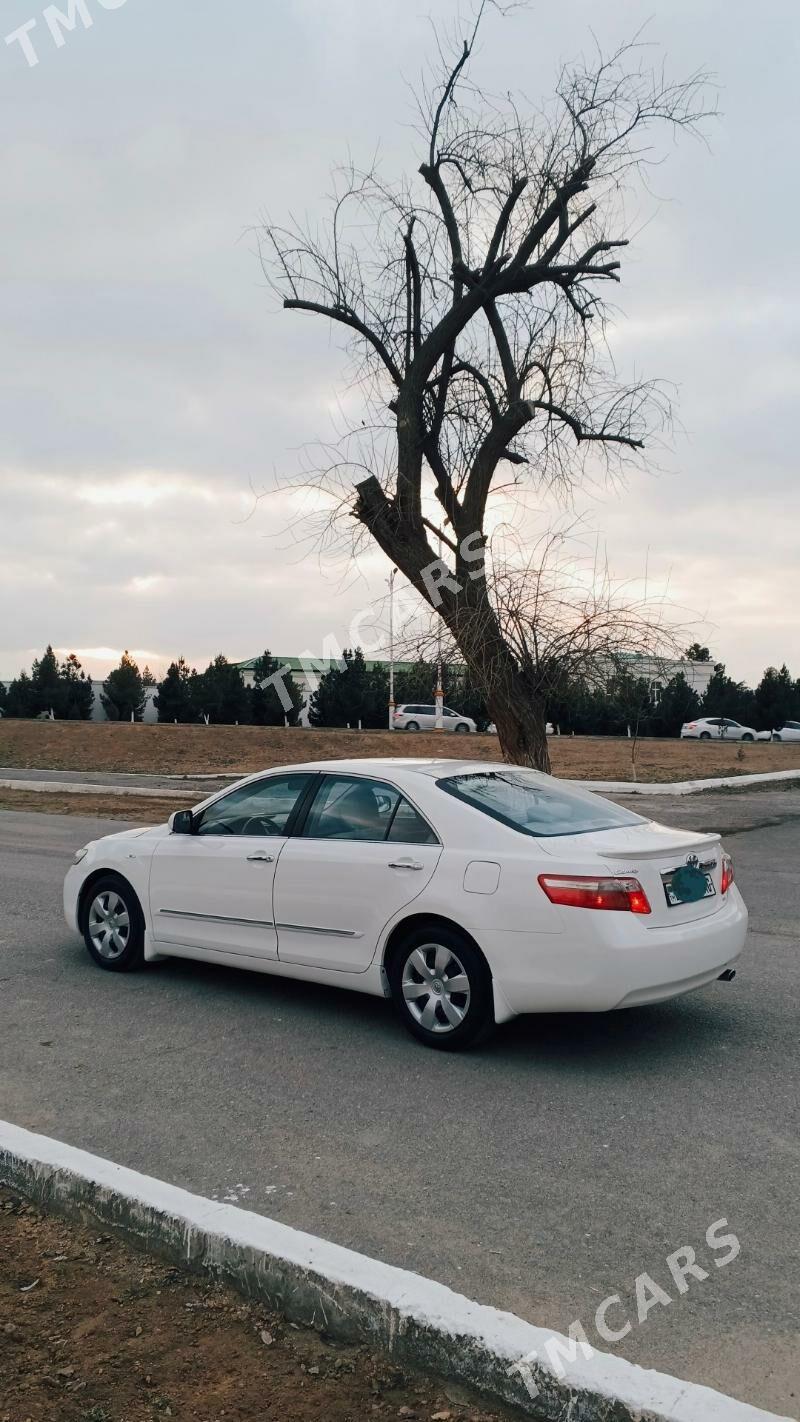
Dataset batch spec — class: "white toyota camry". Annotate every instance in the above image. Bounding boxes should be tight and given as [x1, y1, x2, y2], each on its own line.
[64, 758, 747, 1051]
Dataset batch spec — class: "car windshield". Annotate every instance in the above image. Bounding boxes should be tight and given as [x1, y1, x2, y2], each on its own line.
[437, 769, 644, 838]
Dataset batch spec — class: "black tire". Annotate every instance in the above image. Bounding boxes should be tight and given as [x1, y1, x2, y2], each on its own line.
[741, 733, 754, 742]
[388, 924, 494, 1051]
[773, 733, 782, 742]
[405, 721, 420, 732]
[80, 873, 146, 973]
[699, 731, 711, 740]
[454, 722, 471, 734]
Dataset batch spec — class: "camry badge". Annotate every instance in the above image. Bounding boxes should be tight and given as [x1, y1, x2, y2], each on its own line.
[686, 853, 700, 870]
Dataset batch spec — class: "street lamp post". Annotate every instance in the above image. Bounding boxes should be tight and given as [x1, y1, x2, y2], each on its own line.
[435, 536, 444, 731]
[387, 566, 397, 730]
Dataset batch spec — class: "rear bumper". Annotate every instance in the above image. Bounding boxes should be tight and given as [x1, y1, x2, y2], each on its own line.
[485, 888, 748, 1016]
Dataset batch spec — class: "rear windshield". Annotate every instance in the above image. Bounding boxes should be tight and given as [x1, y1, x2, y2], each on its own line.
[437, 769, 644, 838]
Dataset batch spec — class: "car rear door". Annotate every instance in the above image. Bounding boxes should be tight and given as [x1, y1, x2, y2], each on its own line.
[273, 773, 442, 972]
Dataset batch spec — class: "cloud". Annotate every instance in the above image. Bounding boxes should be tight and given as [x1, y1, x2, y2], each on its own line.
[2, 0, 798, 688]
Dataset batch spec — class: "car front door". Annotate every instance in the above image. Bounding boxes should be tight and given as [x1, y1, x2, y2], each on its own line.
[273, 773, 442, 972]
[722, 718, 743, 740]
[149, 772, 317, 960]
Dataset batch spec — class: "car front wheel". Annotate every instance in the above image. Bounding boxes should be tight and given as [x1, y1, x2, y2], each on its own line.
[741, 733, 754, 742]
[388, 926, 493, 1051]
[773, 733, 782, 742]
[81, 874, 145, 972]
[454, 722, 471, 733]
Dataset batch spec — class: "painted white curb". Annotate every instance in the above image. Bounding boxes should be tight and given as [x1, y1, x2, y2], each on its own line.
[2, 767, 800, 804]
[0, 777, 188, 800]
[0, 1122, 792, 1422]
[577, 769, 800, 796]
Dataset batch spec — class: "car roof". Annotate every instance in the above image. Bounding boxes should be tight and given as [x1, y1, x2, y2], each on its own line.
[233, 756, 525, 782]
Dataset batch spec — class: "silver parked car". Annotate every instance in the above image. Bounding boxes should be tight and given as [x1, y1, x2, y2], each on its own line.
[393, 703, 476, 733]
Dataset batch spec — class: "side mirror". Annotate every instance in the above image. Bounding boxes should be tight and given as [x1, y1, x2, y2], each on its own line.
[169, 809, 194, 835]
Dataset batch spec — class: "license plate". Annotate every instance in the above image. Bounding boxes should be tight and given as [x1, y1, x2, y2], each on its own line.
[662, 865, 716, 908]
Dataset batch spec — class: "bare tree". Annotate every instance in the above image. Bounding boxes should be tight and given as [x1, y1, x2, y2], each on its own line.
[259, 4, 711, 771]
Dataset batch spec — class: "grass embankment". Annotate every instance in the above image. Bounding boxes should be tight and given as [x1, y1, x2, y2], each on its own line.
[2, 719, 799, 782]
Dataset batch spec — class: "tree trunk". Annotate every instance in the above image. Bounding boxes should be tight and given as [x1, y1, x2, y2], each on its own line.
[486, 679, 551, 773]
[443, 598, 552, 773]
[352, 474, 552, 772]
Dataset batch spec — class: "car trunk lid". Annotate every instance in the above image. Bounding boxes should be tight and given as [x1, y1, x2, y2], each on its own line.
[538, 820, 725, 925]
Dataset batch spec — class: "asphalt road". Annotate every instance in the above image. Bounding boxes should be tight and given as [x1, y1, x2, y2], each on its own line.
[1, 797, 798, 1414]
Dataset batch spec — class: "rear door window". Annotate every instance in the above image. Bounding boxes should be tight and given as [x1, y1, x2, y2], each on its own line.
[302, 775, 438, 844]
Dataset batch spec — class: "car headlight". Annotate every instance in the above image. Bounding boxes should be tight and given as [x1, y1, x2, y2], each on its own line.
[72, 847, 89, 865]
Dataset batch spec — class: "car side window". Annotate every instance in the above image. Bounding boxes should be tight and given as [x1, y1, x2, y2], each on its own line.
[387, 798, 438, 845]
[706, 718, 721, 726]
[302, 776, 438, 844]
[724, 719, 740, 728]
[196, 774, 313, 837]
[303, 776, 398, 841]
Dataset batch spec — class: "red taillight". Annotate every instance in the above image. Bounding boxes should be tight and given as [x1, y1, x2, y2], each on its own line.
[720, 853, 734, 894]
[538, 874, 652, 915]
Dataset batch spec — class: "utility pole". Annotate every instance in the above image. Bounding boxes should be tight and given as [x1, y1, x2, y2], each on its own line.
[387, 566, 397, 730]
[435, 535, 444, 731]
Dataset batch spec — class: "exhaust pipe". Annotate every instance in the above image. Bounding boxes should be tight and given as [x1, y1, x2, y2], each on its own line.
[718, 969, 737, 982]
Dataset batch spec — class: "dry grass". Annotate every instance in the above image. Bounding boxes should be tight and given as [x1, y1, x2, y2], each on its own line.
[0, 788, 184, 821]
[2, 718, 800, 784]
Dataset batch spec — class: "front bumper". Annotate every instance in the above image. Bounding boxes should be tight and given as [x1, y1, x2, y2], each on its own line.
[486, 887, 748, 1016]
[63, 864, 83, 934]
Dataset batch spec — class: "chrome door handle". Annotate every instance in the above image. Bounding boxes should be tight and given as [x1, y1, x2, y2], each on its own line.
[388, 859, 423, 871]
[247, 852, 275, 863]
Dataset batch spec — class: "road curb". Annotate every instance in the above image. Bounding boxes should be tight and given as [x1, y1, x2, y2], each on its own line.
[0, 1122, 792, 1422]
[2, 767, 800, 802]
[579, 770, 800, 796]
[0, 777, 189, 800]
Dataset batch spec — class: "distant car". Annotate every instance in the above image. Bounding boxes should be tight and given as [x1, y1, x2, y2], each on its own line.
[772, 721, 800, 742]
[64, 756, 747, 1051]
[681, 717, 758, 742]
[393, 704, 476, 733]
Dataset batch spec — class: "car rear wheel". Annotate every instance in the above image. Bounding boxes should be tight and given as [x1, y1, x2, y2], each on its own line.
[81, 874, 145, 972]
[405, 720, 419, 731]
[699, 731, 711, 740]
[388, 926, 493, 1051]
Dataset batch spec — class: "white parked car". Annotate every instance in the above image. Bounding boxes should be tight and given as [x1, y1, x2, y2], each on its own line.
[64, 758, 747, 1051]
[680, 717, 758, 742]
[393, 703, 476, 733]
[771, 721, 800, 742]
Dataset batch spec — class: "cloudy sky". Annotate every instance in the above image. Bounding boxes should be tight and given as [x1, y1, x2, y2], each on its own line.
[2, 0, 798, 685]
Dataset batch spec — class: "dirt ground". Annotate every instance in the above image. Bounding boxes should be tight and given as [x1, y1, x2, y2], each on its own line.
[0, 789, 183, 822]
[2, 720, 799, 784]
[0, 1189, 520, 1422]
